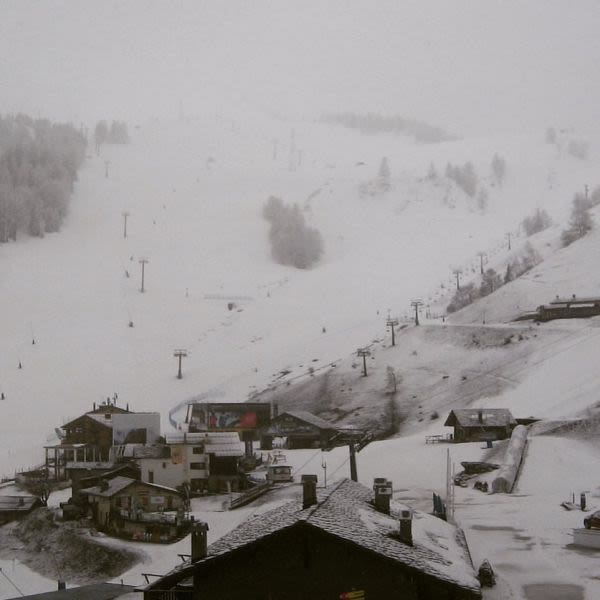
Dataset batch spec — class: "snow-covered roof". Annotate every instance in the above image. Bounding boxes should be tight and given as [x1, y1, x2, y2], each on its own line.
[0, 495, 41, 512]
[148, 479, 480, 596]
[275, 410, 337, 431]
[79, 476, 179, 498]
[5, 582, 136, 599]
[444, 409, 516, 428]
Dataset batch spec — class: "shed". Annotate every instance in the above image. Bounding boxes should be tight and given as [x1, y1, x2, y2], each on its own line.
[0, 495, 43, 525]
[263, 410, 338, 449]
[444, 409, 517, 443]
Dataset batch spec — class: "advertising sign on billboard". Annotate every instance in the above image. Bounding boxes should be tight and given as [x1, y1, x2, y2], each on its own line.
[189, 403, 270, 432]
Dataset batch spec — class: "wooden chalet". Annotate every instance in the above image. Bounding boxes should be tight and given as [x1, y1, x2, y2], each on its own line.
[0, 495, 43, 525]
[262, 410, 339, 449]
[444, 409, 516, 443]
[45, 402, 132, 480]
[79, 476, 189, 543]
[143, 477, 481, 599]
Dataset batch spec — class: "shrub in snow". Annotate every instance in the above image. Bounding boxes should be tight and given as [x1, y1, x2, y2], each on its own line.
[490, 153, 506, 186]
[262, 196, 324, 269]
[567, 139, 589, 160]
[522, 208, 552, 237]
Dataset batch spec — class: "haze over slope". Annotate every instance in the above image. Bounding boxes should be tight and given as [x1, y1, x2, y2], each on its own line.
[2, 1, 600, 135]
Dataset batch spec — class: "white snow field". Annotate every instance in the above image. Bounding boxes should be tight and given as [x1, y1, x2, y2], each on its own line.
[1, 115, 600, 599]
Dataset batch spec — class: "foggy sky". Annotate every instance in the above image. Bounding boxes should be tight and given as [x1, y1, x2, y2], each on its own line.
[2, 0, 600, 135]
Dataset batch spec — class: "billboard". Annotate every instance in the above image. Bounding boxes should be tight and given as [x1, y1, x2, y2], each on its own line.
[188, 403, 270, 432]
[112, 413, 161, 446]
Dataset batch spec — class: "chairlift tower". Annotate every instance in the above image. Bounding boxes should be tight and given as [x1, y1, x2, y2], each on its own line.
[173, 349, 188, 379]
[410, 299, 424, 326]
[386, 317, 399, 346]
[357, 348, 371, 377]
[139, 257, 149, 292]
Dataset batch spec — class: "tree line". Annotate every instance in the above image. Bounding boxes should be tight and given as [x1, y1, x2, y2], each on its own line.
[0, 114, 86, 242]
[94, 120, 129, 153]
[321, 112, 456, 143]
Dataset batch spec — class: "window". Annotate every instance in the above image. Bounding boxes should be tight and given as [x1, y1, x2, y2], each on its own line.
[192, 446, 204, 454]
[148, 470, 154, 483]
[190, 462, 206, 470]
[162, 462, 167, 469]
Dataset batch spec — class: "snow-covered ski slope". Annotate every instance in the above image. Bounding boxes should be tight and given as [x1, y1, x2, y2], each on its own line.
[0, 113, 598, 477]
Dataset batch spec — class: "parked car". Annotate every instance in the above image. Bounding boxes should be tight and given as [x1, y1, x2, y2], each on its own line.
[583, 510, 600, 529]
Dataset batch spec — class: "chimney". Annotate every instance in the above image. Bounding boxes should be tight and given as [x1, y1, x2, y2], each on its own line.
[57, 581, 66, 591]
[271, 401, 279, 419]
[478, 410, 483, 423]
[399, 509, 413, 546]
[373, 478, 392, 514]
[93, 402, 96, 411]
[301, 474, 318, 509]
[191, 520, 209, 562]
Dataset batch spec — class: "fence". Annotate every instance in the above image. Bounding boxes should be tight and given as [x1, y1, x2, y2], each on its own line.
[229, 481, 272, 510]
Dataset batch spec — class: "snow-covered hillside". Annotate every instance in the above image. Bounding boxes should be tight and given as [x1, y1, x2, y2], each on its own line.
[2, 113, 600, 600]
[0, 114, 598, 478]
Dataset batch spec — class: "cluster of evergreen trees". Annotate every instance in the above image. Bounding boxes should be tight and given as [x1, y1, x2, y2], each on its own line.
[359, 157, 391, 197]
[445, 162, 478, 197]
[94, 120, 129, 153]
[0, 114, 86, 242]
[262, 196, 324, 269]
[561, 189, 598, 247]
[321, 112, 455, 143]
[522, 208, 552, 237]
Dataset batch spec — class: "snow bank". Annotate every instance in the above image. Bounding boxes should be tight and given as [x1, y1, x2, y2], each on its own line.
[491, 424, 528, 493]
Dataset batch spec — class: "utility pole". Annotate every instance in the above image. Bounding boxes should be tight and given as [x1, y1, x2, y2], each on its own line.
[139, 257, 148, 293]
[357, 348, 371, 377]
[584, 184, 589, 203]
[104, 160, 111, 179]
[506, 232, 512, 251]
[173, 349, 188, 379]
[386, 317, 399, 346]
[477, 251, 487, 275]
[452, 269, 462, 290]
[122, 211, 130, 239]
[410, 299, 424, 326]
[349, 443, 357, 482]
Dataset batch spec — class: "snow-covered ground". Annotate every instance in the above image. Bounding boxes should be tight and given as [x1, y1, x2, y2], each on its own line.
[1, 115, 600, 599]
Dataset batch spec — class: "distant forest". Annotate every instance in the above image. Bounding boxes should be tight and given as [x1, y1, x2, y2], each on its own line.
[0, 114, 86, 242]
[321, 112, 456, 143]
